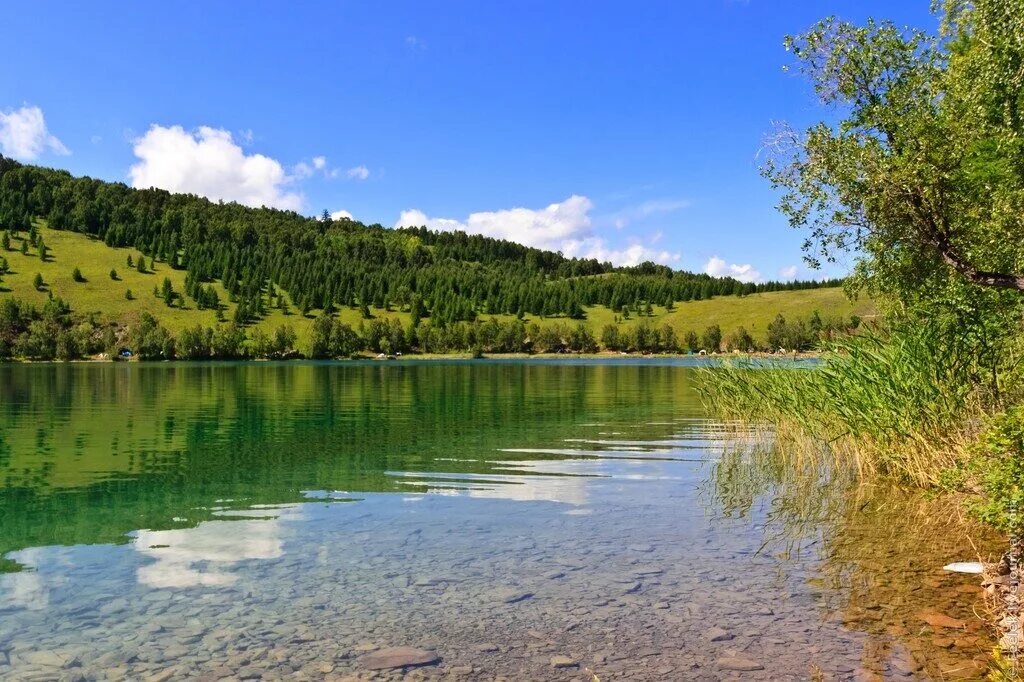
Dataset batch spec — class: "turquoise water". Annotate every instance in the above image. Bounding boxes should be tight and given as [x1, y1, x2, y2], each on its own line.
[0, 360, 991, 680]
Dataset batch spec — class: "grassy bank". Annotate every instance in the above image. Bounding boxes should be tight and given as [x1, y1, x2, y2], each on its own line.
[0, 224, 874, 353]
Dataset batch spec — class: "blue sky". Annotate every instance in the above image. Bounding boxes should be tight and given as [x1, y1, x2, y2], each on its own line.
[1, 1, 933, 281]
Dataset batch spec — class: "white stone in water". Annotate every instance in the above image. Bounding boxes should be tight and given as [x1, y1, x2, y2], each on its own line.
[943, 561, 984, 574]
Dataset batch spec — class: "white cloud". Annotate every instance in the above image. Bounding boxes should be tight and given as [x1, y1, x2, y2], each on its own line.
[779, 265, 799, 280]
[705, 256, 763, 283]
[330, 209, 353, 220]
[129, 125, 303, 211]
[292, 161, 315, 179]
[609, 198, 689, 230]
[406, 35, 427, 49]
[346, 165, 370, 181]
[395, 195, 679, 267]
[0, 105, 69, 160]
[564, 240, 680, 267]
[295, 155, 343, 180]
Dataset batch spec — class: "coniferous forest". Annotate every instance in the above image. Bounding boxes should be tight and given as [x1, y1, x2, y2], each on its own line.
[0, 156, 844, 360]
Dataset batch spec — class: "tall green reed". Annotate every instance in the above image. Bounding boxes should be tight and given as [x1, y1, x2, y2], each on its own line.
[696, 325, 985, 485]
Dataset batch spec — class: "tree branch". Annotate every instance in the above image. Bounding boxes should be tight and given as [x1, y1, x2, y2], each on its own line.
[908, 188, 1024, 291]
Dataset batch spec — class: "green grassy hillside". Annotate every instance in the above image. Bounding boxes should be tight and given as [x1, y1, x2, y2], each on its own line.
[0, 224, 874, 350]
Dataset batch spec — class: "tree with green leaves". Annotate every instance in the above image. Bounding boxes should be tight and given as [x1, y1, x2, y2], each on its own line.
[684, 330, 699, 353]
[161, 277, 174, 306]
[701, 324, 722, 353]
[765, 0, 1024, 306]
[33, 273, 44, 291]
[72, 267, 85, 283]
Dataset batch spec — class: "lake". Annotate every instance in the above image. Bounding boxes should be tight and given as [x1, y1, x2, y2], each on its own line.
[0, 360, 997, 680]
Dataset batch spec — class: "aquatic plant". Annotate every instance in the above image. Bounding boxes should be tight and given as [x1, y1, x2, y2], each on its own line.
[697, 324, 986, 486]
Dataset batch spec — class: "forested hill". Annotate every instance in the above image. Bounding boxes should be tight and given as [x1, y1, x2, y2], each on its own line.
[0, 155, 839, 325]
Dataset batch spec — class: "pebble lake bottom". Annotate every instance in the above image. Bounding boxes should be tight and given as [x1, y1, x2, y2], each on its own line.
[0, 359, 998, 680]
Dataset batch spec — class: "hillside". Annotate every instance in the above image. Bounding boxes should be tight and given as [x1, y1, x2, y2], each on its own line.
[0, 224, 871, 354]
[0, 156, 867, 359]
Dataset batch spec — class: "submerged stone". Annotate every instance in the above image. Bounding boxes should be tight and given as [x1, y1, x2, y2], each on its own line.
[716, 656, 764, 671]
[706, 627, 734, 642]
[359, 646, 440, 670]
[493, 588, 533, 604]
[550, 655, 577, 669]
[917, 611, 967, 629]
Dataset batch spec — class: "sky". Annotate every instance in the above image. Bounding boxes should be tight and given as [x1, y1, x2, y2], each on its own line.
[0, 1, 935, 282]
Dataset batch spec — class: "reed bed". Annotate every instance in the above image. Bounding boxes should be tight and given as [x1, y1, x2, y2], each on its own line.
[696, 326, 988, 487]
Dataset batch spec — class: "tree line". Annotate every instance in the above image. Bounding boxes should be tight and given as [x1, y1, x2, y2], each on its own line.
[0, 294, 858, 361]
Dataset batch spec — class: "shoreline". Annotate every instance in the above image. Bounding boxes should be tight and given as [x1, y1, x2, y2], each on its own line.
[1, 350, 823, 365]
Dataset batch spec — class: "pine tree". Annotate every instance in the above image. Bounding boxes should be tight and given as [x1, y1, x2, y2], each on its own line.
[161, 277, 174, 306]
[125, 289, 134, 300]
[109, 269, 118, 280]
[72, 267, 85, 282]
[1, 232, 9, 251]
[137, 255, 146, 273]
[33, 273, 44, 290]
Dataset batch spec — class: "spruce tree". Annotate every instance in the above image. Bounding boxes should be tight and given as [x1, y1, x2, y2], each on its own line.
[161, 277, 174, 306]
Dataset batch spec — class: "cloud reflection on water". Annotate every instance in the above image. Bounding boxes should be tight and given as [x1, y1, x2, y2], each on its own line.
[132, 505, 304, 588]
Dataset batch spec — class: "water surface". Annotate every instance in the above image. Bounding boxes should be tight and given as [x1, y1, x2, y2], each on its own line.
[0, 360, 997, 680]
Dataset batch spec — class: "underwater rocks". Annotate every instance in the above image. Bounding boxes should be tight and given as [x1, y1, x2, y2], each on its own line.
[358, 646, 440, 670]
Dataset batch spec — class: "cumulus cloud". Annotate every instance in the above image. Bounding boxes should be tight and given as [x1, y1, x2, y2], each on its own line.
[346, 165, 370, 181]
[129, 125, 303, 211]
[779, 265, 799, 280]
[395, 195, 679, 267]
[0, 105, 69, 160]
[312, 155, 327, 170]
[330, 209, 353, 220]
[705, 256, 763, 283]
